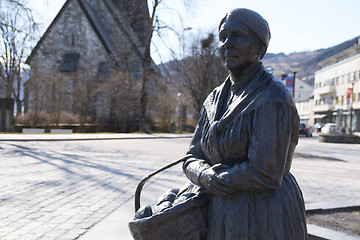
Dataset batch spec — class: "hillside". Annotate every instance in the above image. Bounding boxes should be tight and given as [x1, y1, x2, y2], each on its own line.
[262, 36, 360, 86]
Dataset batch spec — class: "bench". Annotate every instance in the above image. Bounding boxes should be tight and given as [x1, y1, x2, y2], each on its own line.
[22, 128, 45, 134]
[50, 129, 73, 134]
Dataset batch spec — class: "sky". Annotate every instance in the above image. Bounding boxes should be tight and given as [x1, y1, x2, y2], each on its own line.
[30, 0, 360, 63]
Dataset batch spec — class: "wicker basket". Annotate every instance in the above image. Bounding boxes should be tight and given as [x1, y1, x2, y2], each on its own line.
[129, 192, 208, 240]
[128, 158, 209, 240]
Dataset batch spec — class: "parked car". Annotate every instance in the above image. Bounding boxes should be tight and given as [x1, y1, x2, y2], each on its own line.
[299, 122, 311, 137]
[321, 123, 337, 134]
[312, 123, 325, 133]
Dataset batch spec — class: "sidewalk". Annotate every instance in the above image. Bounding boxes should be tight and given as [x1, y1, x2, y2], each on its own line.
[80, 157, 360, 240]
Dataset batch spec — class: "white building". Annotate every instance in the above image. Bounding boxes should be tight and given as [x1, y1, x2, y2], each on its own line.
[313, 44, 360, 132]
[294, 79, 314, 126]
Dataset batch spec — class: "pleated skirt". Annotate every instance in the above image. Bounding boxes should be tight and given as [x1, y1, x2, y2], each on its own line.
[207, 173, 307, 240]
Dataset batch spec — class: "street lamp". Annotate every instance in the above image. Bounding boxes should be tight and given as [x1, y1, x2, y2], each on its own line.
[349, 80, 355, 134]
[178, 27, 192, 133]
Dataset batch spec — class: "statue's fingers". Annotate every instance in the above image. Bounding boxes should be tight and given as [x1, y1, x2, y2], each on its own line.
[211, 174, 234, 187]
[212, 164, 230, 172]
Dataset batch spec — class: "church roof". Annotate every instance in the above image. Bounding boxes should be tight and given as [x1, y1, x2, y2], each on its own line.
[26, 0, 156, 71]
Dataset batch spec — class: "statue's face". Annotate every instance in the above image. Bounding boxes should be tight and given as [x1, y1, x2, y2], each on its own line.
[218, 18, 260, 71]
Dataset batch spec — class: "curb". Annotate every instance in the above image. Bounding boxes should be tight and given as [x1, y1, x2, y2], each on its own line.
[294, 152, 346, 162]
[307, 224, 360, 240]
[306, 203, 360, 240]
[0, 133, 193, 142]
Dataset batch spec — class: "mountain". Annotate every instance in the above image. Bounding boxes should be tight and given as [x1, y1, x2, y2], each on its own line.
[262, 36, 360, 86]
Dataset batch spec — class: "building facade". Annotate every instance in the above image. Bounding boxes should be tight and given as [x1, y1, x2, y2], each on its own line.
[313, 45, 360, 132]
[24, 0, 154, 131]
[293, 79, 314, 126]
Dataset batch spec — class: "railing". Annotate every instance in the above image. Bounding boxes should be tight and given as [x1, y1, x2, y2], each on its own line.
[314, 85, 335, 95]
[314, 104, 334, 112]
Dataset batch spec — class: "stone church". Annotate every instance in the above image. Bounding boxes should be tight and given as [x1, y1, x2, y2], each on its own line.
[25, 0, 157, 131]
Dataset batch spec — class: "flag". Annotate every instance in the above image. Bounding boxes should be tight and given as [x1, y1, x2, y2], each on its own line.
[346, 88, 352, 109]
[285, 76, 293, 94]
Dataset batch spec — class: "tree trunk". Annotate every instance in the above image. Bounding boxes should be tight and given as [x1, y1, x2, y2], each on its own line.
[139, 64, 150, 132]
[139, 31, 153, 133]
[15, 99, 22, 117]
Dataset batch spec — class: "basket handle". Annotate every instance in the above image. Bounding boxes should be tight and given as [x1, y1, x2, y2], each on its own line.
[134, 156, 188, 212]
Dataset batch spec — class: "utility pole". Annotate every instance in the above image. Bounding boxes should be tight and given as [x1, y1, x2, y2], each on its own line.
[178, 27, 192, 133]
[349, 81, 354, 134]
[292, 72, 297, 98]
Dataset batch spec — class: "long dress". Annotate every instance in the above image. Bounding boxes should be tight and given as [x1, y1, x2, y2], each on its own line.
[183, 63, 307, 240]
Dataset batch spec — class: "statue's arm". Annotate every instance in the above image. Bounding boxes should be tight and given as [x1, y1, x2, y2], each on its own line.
[183, 108, 235, 196]
[182, 108, 210, 187]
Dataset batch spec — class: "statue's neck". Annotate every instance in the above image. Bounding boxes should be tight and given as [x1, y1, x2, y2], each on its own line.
[229, 61, 261, 86]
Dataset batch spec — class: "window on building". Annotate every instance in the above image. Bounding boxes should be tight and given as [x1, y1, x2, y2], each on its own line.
[336, 77, 340, 85]
[342, 75, 345, 84]
[97, 61, 109, 75]
[348, 73, 352, 82]
[354, 71, 358, 80]
[324, 79, 334, 86]
[59, 52, 80, 72]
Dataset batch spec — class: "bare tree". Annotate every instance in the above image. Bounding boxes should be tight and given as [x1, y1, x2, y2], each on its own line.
[182, 32, 228, 114]
[24, 60, 48, 127]
[151, 76, 178, 132]
[0, 0, 37, 117]
[47, 71, 77, 127]
[137, 0, 197, 132]
[71, 70, 100, 132]
[104, 68, 141, 132]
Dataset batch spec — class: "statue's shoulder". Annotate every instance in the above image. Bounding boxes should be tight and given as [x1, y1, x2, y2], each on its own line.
[263, 73, 294, 104]
[205, 77, 229, 104]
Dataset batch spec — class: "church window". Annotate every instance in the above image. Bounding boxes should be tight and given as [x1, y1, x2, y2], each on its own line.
[59, 52, 80, 72]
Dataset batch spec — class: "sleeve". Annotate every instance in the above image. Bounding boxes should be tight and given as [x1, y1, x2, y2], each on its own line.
[182, 107, 211, 187]
[219, 100, 298, 191]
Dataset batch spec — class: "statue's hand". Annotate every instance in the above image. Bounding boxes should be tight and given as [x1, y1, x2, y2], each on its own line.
[199, 164, 235, 196]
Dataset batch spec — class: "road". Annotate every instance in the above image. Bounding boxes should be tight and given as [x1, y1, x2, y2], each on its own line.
[0, 134, 359, 239]
[295, 134, 360, 163]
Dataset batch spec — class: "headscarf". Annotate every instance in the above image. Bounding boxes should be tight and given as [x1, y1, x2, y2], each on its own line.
[219, 8, 271, 59]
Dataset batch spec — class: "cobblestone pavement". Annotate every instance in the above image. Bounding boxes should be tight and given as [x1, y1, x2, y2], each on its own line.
[0, 136, 359, 240]
[0, 140, 187, 240]
[291, 157, 360, 207]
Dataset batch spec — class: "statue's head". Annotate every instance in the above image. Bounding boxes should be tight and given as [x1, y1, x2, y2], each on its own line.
[218, 8, 271, 71]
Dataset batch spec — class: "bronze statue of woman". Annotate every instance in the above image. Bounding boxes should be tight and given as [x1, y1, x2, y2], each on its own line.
[183, 8, 307, 239]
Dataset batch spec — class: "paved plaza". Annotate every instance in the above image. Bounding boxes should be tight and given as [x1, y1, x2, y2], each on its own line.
[0, 133, 359, 239]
